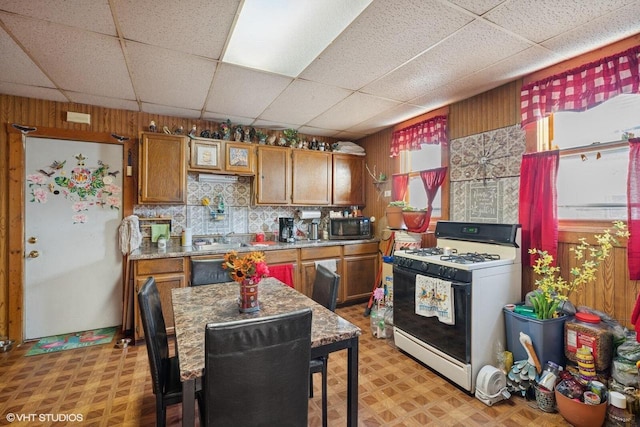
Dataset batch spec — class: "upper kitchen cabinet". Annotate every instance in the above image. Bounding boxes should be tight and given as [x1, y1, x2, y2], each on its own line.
[139, 132, 187, 204]
[188, 137, 222, 172]
[332, 153, 365, 206]
[291, 150, 332, 205]
[255, 145, 291, 205]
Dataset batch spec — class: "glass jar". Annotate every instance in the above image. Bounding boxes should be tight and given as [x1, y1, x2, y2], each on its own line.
[538, 361, 561, 391]
[565, 312, 613, 371]
[606, 391, 634, 426]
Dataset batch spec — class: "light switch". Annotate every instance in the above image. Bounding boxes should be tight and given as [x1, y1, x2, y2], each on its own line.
[384, 190, 391, 197]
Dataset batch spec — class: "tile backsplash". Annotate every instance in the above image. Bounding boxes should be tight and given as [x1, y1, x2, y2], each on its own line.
[134, 173, 325, 239]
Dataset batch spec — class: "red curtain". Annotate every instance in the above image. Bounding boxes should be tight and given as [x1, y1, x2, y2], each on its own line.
[519, 151, 559, 266]
[389, 115, 447, 157]
[411, 167, 448, 233]
[521, 45, 640, 127]
[628, 138, 640, 279]
[391, 173, 409, 202]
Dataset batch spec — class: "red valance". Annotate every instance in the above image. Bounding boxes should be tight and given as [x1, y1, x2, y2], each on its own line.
[520, 45, 640, 127]
[389, 115, 447, 157]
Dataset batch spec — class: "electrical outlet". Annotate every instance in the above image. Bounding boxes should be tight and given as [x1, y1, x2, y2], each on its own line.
[384, 190, 391, 197]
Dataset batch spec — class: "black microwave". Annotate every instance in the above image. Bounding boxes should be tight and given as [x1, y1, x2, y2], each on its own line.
[329, 217, 372, 240]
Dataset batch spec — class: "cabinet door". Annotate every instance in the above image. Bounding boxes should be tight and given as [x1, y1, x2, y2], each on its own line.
[343, 253, 378, 303]
[134, 273, 186, 341]
[292, 150, 331, 205]
[300, 259, 342, 300]
[139, 132, 187, 204]
[333, 154, 365, 206]
[256, 146, 291, 205]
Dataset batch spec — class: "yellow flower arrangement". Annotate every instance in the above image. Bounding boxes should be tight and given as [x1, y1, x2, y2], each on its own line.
[222, 251, 269, 284]
[528, 221, 629, 319]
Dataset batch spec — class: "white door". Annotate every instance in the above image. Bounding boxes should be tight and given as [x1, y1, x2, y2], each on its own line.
[24, 137, 123, 340]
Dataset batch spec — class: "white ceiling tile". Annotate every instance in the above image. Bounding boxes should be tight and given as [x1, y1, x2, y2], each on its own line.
[250, 118, 300, 130]
[296, 126, 341, 138]
[1, 13, 134, 98]
[260, 80, 352, 125]
[141, 103, 202, 120]
[205, 64, 292, 118]
[348, 103, 429, 134]
[68, 92, 139, 112]
[0, 23, 54, 87]
[0, 0, 116, 35]
[447, 0, 505, 15]
[202, 112, 256, 127]
[307, 92, 400, 130]
[0, 82, 68, 103]
[361, 20, 532, 101]
[300, 0, 473, 90]
[333, 131, 368, 141]
[114, 0, 240, 58]
[127, 41, 216, 110]
[541, 2, 640, 57]
[485, 0, 636, 43]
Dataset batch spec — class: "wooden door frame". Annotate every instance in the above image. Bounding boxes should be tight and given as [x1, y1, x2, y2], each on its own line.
[7, 125, 135, 342]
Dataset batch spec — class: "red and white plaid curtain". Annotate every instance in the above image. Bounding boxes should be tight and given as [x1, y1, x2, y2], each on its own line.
[389, 115, 447, 157]
[521, 45, 640, 127]
[628, 138, 640, 279]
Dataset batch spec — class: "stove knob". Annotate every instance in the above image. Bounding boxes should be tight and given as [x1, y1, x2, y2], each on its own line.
[421, 261, 429, 271]
[438, 265, 445, 276]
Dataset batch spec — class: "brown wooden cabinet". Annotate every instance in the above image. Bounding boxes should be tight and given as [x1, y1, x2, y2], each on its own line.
[299, 246, 342, 300]
[263, 248, 299, 289]
[133, 257, 187, 342]
[332, 153, 365, 206]
[342, 242, 378, 303]
[291, 150, 332, 205]
[139, 132, 187, 204]
[255, 145, 291, 205]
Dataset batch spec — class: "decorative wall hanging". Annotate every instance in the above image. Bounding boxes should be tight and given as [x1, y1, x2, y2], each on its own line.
[26, 153, 121, 224]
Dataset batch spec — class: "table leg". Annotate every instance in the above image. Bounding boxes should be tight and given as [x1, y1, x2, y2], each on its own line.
[182, 379, 196, 427]
[347, 337, 359, 427]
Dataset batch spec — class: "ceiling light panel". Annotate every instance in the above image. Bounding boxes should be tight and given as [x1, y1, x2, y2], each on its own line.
[223, 0, 372, 77]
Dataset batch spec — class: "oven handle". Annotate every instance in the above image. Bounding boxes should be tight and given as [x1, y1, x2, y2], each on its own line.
[394, 265, 471, 289]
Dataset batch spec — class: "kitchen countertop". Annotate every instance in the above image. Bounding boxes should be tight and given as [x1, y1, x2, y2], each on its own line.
[128, 237, 380, 260]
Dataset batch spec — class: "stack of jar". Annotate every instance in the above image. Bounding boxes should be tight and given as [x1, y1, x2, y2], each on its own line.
[565, 312, 613, 378]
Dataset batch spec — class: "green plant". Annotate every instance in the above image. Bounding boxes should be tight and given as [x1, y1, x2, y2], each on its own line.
[402, 205, 426, 212]
[282, 128, 298, 145]
[388, 201, 406, 208]
[528, 221, 629, 319]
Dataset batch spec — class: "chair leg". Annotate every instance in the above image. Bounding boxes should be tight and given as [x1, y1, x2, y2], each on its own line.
[321, 360, 328, 427]
[157, 395, 166, 427]
[309, 372, 314, 398]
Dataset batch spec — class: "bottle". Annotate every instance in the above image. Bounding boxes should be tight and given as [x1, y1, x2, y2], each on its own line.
[606, 391, 633, 426]
[537, 361, 560, 391]
[217, 194, 225, 213]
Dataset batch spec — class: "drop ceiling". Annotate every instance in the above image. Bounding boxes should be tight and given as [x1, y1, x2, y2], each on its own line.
[0, 0, 639, 140]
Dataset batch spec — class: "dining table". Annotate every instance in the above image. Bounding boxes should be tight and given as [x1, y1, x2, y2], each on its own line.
[171, 277, 361, 427]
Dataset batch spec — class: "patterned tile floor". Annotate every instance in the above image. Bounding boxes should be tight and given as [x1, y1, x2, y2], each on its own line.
[0, 303, 570, 426]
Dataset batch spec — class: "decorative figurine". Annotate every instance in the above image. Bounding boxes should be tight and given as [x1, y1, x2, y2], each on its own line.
[200, 129, 211, 138]
[189, 125, 197, 137]
[234, 125, 244, 142]
[149, 121, 157, 132]
[221, 119, 232, 140]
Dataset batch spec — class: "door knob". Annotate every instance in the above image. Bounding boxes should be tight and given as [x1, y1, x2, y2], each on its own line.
[28, 236, 38, 244]
[27, 250, 39, 258]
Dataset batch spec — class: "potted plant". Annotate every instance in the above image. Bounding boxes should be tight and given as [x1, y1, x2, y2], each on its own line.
[402, 205, 428, 232]
[385, 201, 406, 229]
[505, 221, 629, 367]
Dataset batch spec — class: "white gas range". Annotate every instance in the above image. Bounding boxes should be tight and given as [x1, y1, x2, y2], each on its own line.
[392, 221, 522, 393]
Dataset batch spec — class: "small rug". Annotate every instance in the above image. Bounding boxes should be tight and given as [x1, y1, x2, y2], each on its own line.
[26, 327, 117, 356]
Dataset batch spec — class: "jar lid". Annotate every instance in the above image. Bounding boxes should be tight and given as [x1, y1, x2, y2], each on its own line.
[609, 391, 627, 409]
[575, 312, 601, 323]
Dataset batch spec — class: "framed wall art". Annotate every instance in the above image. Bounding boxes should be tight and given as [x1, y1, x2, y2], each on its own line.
[190, 139, 222, 170]
[225, 142, 254, 173]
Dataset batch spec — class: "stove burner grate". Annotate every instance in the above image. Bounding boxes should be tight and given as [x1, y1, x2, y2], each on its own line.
[407, 247, 455, 256]
[440, 252, 501, 264]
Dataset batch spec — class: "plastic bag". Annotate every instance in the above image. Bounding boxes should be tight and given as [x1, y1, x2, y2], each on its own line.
[612, 357, 638, 387]
[370, 306, 393, 339]
[617, 331, 640, 363]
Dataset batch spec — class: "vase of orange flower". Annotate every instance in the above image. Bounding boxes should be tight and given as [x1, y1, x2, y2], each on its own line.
[222, 251, 269, 313]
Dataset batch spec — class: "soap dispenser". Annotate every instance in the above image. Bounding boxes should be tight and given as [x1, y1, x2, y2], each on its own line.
[217, 194, 225, 213]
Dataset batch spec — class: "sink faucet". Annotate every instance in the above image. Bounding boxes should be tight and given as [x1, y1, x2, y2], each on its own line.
[222, 231, 234, 244]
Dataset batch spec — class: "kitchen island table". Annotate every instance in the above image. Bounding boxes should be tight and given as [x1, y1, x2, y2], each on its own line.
[171, 277, 361, 426]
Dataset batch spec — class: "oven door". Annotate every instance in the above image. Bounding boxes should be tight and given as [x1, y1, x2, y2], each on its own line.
[393, 264, 471, 363]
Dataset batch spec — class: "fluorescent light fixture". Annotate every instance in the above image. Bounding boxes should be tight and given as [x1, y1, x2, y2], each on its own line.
[223, 0, 372, 77]
[198, 174, 239, 183]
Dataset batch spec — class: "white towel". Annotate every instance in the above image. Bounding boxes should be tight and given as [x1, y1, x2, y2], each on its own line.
[415, 274, 454, 325]
[118, 215, 142, 255]
[315, 259, 337, 272]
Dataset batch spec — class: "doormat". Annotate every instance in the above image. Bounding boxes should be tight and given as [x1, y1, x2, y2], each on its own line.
[26, 327, 117, 356]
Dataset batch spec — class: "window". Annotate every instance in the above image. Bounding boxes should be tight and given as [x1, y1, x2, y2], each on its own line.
[400, 143, 442, 216]
[551, 94, 640, 220]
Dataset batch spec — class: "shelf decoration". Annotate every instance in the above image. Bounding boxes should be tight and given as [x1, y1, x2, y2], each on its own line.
[366, 163, 388, 201]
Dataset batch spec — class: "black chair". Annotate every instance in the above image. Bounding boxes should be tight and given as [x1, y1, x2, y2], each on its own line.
[310, 264, 340, 427]
[202, 308, 312, 427]
[137, 277, 201, 427]
[190, 258, 230, 286]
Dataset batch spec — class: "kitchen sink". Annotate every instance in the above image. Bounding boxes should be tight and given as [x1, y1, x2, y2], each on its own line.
[192, 242, 242, 251]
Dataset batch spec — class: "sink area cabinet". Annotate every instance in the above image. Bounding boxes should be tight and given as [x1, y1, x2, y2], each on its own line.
[139, 132, 187, 204]
[342, 242, 378, 303]
[133, 257, 188, 342]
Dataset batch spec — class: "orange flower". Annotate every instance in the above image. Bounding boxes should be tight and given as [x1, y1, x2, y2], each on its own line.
[223, 251, 269, 284]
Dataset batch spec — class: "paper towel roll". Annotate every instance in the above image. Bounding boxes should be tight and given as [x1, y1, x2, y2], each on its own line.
[298, 210, 321, 220]
[181, 228, 192, 246]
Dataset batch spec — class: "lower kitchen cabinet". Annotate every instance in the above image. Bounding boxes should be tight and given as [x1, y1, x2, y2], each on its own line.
[133, 257, 187, 342]
[299, 246, 342, 300]
[263, 248, 298, 289]
[342, 242, 379, 303]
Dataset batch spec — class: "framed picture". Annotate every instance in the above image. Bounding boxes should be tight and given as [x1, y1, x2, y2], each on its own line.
[190, 139, 221, 170]
[225, 142, 254, 173]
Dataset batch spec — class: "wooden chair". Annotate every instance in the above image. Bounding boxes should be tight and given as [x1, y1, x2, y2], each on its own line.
[137, 277, 202, 427]
[310, 263, 340, 427]
[190, 258, 230, 286]
[201, 308, 312, 426]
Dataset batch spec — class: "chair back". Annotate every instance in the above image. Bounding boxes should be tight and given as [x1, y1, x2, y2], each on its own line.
[203, 308, 312, 427]
[311, 264, 340, 312]
[190, 258, 230, 286]
[137, 277, 169, 396]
